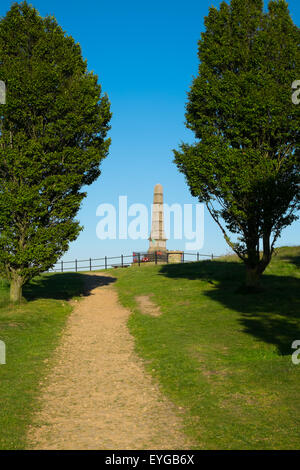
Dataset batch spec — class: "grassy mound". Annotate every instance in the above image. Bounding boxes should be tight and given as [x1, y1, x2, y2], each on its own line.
[114, 246, 300, 449]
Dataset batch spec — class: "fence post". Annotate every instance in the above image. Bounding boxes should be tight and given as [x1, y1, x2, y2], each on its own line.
[105, 256, 107, 270]
[211, 253, 214, 261]
[89, 258, 92, 271]
[155, 251, 157, 264]
[182, 252, 184, 263]
[75, 259, 77, 272]
[197, 252, 199, 262]
[121, 254, 123, 268]
[138, 253, 140, 266]
[167, 252, 169, 264]
[61, 261, 63, 273]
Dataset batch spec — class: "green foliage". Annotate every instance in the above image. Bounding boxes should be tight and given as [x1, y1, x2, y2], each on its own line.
[174, 0, 300, 283]
[0, 2, 111, 288]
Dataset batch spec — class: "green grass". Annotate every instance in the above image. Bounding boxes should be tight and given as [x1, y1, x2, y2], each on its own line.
[113, 246, 300, 449]
[0, 272, 85, 450]
[0, 247, 299, 450]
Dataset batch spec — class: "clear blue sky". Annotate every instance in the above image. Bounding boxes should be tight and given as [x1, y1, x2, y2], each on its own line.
[1, 0, 299, 261]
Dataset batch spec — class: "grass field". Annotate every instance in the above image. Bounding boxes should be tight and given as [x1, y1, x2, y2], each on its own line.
[0, 273, 84, 450]
[114, 246, 300, 449]
[0, 246, 299, 449]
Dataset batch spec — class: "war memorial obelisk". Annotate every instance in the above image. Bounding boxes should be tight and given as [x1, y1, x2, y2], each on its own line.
[148, 183, 167, 253]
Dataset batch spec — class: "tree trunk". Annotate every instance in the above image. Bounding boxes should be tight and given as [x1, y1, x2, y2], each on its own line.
[10, 276, 23, 303]
[245, 266, 261, 288]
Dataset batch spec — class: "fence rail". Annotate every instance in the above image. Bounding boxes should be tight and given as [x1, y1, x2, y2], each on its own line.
[48, 251, 220, 273]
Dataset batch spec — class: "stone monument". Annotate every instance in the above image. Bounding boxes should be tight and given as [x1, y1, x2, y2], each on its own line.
[148, 183, 167, 253]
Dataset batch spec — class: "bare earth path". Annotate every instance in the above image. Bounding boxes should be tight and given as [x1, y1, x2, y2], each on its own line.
[27, 273, 191, 450]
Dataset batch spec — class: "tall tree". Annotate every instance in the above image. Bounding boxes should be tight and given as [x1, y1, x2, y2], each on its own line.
[174, 0, 300, 288]
[0, 1, 111, 302]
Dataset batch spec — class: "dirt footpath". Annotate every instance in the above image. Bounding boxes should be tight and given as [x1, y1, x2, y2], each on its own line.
[27, 273, 191, 450]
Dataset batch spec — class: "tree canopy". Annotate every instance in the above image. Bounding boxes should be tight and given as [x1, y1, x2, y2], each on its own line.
[174, 0, 300, 287]
[0, 1, 111, 301]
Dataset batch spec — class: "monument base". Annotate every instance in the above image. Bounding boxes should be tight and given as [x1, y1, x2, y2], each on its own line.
[148, 246, 167, 254]
[167, 250, 183, 264]
[133, 250, 183, 265]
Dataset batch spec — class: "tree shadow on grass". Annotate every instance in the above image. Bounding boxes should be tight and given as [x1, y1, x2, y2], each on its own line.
[283, 255, 300, 268]
[24, 272, 117, 302]
[159, 261, 300, 355]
